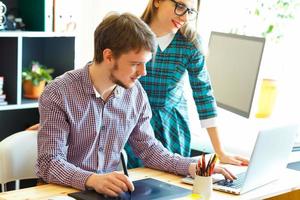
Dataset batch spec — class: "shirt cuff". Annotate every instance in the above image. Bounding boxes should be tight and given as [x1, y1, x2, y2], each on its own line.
[200, 117, 218, 128]
[175, 154, 197, 176]
[71, 169, 94, 190]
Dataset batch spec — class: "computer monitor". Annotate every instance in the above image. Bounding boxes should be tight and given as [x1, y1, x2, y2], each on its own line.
[206, 31, 265, 118]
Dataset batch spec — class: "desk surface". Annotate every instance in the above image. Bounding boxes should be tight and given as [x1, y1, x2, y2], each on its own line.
[0, 167, 300, 200]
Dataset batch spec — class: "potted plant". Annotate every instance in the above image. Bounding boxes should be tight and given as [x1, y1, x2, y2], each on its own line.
[22, 61, 54, 99]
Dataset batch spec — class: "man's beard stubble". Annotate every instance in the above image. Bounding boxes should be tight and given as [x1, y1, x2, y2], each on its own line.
[110, 62, 130, 89]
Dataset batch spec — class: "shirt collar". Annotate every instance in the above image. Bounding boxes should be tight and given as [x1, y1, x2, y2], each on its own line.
[157, 32, 176, 52]
[83, 62, 124, 99]
[93, 84, 124, 99]
[114, 86, 124, 98]
[93, 87, 101, 98]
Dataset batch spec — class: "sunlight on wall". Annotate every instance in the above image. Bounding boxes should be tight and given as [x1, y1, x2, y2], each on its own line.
[76, 0, 148, 67]
[187, 0, 300, 145]
[272, 14, 300, 122]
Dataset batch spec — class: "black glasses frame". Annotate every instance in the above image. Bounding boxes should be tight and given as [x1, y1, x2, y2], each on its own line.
[169, 0, 198, 20]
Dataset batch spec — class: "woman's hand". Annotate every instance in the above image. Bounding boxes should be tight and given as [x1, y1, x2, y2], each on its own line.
[218, 153, 249, 166]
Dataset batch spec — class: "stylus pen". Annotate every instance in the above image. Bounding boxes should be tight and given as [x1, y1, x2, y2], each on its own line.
[120, 152, 132, 199]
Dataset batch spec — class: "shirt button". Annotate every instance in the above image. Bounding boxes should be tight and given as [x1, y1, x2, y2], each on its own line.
[99, 147, 104, 152]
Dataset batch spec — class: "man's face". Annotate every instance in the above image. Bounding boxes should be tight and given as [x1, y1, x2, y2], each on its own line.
[110, 49, 152, 89]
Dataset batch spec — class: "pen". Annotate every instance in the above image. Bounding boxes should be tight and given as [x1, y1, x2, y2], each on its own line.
[120, 152, 129, 176]
[205, 155, 213, 175]
[209, 155, 218, 176]
[201, 153, 206, 176]
[120, 151, 132, 199]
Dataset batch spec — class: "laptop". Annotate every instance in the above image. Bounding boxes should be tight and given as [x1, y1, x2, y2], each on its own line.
[183, 125, 299, 195]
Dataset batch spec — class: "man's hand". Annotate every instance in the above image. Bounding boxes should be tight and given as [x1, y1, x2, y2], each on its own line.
[213, 165, 237, 181]
[86, 171, 134, 197]
[26, 123, 40, 131]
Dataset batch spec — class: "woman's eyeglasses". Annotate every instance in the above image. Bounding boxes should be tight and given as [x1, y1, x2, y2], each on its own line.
[169, 0, 198, 21]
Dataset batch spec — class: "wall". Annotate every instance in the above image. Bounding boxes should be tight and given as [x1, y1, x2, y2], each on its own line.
[75, 0, 148, 67]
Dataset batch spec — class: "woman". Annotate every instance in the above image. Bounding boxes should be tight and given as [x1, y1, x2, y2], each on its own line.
[125, 0, 248, 168]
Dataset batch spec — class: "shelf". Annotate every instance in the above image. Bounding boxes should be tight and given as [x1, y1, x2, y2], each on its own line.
[22, 36, 75, 76]
[0, 35, 75, 111]
[0, 31, 76, 37]
[0, 103, 38, 111]
[21, 98, 38, 104]
[0, 98, 38, 111]
[0, 0, 76, 146]
[0, 32, 75, 139]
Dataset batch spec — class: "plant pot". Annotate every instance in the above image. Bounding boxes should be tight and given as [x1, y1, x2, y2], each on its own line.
[23, 80, 46, 99]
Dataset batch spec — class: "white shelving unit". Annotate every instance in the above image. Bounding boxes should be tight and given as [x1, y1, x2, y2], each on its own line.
[0, 32, 75, 140]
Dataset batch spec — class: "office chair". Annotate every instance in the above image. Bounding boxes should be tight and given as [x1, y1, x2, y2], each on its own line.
[0, 130, 128, 192]
[0, 130, 38, 192]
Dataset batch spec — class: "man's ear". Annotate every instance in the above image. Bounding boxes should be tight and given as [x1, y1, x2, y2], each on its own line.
[154, 0, 160, 8]
[103, 48, 113, 63]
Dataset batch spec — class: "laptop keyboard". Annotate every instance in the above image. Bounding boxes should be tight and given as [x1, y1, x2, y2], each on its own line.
[215, 172, 246, 189]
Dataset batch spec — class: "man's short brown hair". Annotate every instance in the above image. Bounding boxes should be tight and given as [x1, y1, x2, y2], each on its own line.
[94, 12, 156, 63]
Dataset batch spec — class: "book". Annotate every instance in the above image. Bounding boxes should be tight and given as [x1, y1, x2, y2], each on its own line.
[0, 94, 6, 100]
[0, 76, 4, 95]
[0, 101, 8, 106]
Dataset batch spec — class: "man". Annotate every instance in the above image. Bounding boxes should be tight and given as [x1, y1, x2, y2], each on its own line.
[37, 12, 235, 197]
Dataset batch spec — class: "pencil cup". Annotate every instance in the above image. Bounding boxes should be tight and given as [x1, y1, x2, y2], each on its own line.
[192, 175, 212, 200]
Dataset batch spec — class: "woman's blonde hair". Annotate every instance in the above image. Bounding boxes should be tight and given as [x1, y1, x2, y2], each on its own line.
[141, 0, 201, 46]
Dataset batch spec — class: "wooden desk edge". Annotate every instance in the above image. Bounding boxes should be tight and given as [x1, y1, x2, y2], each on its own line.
[0, 168, 300, 200]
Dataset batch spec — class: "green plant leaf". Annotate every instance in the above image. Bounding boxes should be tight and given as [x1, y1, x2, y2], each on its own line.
[22, 61, 54, 85]
[266, 25, 274, 34]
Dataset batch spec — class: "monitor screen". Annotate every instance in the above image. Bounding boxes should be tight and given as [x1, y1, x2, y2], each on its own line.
[206, 32, 265, 118]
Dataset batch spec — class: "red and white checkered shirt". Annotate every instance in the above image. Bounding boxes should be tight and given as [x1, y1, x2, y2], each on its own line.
[36, 63, 195, 190]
